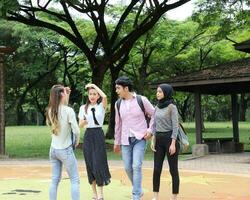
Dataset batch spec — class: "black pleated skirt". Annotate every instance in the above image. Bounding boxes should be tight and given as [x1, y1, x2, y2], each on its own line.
[83, 127, 111, 186]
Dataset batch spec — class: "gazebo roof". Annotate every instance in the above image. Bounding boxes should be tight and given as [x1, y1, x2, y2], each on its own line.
[0, 46, 15, 54]
[156, 57, 250, 95]
[234, 39, 250, 53]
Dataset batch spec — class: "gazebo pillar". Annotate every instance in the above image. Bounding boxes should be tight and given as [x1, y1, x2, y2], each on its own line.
[231, 94, 239, 143]
[192, 92, 209, 156]
[194, 92, 202, 144]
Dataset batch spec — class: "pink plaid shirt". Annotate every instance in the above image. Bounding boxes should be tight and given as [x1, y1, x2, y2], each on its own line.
[114, 94, 155, 145]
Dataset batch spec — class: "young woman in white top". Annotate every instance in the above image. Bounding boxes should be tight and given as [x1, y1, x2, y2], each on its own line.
[46, 84, 80, 200]
[78, 83, 111, 200]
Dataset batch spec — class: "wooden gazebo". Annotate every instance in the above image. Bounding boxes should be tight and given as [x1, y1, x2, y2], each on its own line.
[234, 39, 250, 53]
[166, 58, 250, 152]
[155, 39, 250, 154]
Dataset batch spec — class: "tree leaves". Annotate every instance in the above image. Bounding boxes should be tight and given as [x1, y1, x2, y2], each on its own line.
[0, 0, 19, 18]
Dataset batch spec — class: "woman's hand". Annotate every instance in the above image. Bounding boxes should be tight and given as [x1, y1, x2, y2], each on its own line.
[151, 135, 156, 152]
[65, 87, 71, 94]
[169, 140, 176, 155]
[85, 83, 107, 108]
[64, 87, 71, 105]
[75, 137, 80, 148]
[79, 119, 88, 128]
[85, 83, 95, 89]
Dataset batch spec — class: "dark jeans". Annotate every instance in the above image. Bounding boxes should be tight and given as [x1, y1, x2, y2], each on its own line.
[153, 132, 179, 194]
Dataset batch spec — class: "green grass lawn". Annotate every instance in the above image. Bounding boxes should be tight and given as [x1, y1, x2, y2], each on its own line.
[5, 122, 250, 159]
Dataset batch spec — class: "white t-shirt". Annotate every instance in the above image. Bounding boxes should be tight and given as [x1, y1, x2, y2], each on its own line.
[51, 105, 80, 149]
[78, 102, 105, 128]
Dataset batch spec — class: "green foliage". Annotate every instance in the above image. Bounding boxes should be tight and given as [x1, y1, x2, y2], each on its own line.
[201, 95, 231, 121]
[1, 1, 250, 125]
[0, 19, 19, 47]
[0, 0, 19, 18]
[193, 0, 250, 38]
[0, 19, 92, 125]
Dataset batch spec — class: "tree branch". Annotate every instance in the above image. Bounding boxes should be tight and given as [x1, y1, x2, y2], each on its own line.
[7, 11, 95, 64]
[21, 5, 67, 21]
[133, 0, 146, 28]
[112, 0, 190, 62]
[60, 0, 91, 57]
[170, 30, 206, 59]
[110, 0, 140, 44]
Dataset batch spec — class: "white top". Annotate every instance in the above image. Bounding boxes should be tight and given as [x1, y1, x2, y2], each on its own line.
[50, 105, 80, 149]
[78, 102, 105, 128]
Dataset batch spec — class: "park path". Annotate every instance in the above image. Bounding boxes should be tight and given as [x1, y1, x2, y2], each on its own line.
[0, 153, 250, 200]
[1, 152, 250, 175]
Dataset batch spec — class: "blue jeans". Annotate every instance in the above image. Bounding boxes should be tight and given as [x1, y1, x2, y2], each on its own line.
[49, 146, 80, 200]
[122, 137, 146, 200]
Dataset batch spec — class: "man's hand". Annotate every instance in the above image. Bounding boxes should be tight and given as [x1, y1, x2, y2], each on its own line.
[143, 132, 152, 140]
[113, 145, 121, 155]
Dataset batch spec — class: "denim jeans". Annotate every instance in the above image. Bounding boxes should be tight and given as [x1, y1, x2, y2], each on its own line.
[122, 137, 146, 200]
[49, 146, 80, 200]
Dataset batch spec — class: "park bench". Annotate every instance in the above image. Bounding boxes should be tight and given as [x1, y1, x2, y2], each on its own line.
[203, 137, 235, 153]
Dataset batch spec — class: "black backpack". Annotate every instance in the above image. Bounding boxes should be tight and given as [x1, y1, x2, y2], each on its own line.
[116, 95, 150, 128]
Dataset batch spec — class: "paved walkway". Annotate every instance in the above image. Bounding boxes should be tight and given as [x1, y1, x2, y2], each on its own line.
[112, 152, 250, 176]
[1, 152, 250, 175]
[179, 152, 250, 176]
[0, 153, 250, 200]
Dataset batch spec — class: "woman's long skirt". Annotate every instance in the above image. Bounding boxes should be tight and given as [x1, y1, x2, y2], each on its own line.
[83, 127, 111, 186]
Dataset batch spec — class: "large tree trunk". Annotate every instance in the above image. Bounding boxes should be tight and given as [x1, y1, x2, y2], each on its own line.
[106, 68, 120, 139]
[16, 95, 26, 125]
[33, 91, 47, 125]
[0, 56, 6, 154]
[91, 63, 109, 87]
[137, 65, 147, 95]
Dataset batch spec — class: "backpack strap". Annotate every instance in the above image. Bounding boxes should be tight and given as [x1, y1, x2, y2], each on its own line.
[136, 95, 146, 116]
[116, 98, 122, 117]
[116, 95, 146, 117]
[116, 95, 149, 127]
[136, 95, 150, 128]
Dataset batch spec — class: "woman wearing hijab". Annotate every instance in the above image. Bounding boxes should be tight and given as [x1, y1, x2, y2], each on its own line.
[151, 84, 180, 200]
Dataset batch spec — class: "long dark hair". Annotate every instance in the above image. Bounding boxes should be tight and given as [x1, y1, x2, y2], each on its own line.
[84, 87, 102, 114]
[46, 84, 64, 135]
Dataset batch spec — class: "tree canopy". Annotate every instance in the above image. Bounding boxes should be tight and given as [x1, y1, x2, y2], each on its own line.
[1, 0, 250, 136]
